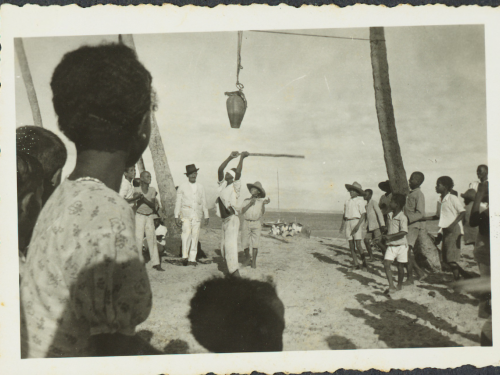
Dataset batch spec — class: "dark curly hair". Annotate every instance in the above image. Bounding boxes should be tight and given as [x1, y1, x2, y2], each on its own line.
[16, 126, 67, 181]
[391, 193, 407, 209]
[17, 151, 44, 202]
[188, 276, 285, 353]
[51, 43, 153, 152]
[437, 176, 454, 191]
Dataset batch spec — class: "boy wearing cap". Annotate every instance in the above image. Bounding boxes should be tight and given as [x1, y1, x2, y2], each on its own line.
[241, 182, 271, 269]
[175, 164, 209, 267]
[340, 182, 367, 270]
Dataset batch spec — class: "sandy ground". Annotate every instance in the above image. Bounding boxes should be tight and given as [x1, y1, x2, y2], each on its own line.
[136, 227, 485, 353]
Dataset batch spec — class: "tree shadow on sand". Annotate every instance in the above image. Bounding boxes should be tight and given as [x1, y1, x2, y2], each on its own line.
[312, 252, 387, 290]
[348, 293, 479, 347]
[326, 335, 357, 350]
[417, 284, 480, 307]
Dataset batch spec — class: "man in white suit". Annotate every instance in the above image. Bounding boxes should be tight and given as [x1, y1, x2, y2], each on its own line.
[175, 164, 209, 266]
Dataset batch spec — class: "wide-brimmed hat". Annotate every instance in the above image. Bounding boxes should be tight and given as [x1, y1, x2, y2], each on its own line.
[345, 182, 364, 195]
[185, 164, 199, 175]
[247, 181, 266, 197]
[461, 188, 476, 201]
[378, 180, 391, 193]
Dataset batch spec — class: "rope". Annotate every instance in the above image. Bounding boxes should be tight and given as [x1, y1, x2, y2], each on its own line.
[236, 31, 244, 90]
[250, 30, 384, 42]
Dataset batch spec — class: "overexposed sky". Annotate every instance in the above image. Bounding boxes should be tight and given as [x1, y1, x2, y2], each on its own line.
[15, 25, 487, 212]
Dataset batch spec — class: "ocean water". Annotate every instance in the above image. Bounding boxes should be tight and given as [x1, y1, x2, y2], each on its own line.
[206, 209, 440, 239]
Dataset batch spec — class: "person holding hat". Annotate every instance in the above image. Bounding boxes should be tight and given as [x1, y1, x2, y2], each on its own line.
[341, 182, 368, 270]
[241, 182, 271, 269]
[175, 164, 209, 266]
[216, 151, 249, 277]
[461, 188, 478, 245]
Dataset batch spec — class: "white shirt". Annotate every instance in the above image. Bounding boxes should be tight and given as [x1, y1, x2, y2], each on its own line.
[118, 176, 134, 200]
[174, 181, 209, 220]
[217, 179, 241, 216]
[437, 193, 465, 232]
[344, 196, 366, 219]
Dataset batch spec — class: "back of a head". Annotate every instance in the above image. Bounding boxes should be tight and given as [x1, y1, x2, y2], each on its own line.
[17, 151, 44, 202]
[50, 43, 152, 153]
[16, 126, 67, 182]
[188, 277, 285, 353]
[392, 193, 406, 209]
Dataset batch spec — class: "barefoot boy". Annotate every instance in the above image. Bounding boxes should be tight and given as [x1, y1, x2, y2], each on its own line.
[340, 182, 367, 270]
[363, 189, 386, 262]
[403, 172, 427, 284]
[381, 193, 409, 293]
[241, 182, 271, 269]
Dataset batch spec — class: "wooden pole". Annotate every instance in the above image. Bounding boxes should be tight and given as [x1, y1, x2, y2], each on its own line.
[15, 38, 43, 128]
[249, 153, 305, 159]
[119, 34, 179, 237]
[119, 34, 146, 174]
[369, 27, 408, 195]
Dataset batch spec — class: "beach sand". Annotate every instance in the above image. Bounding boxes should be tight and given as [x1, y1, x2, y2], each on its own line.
[137, 227, 484, 353]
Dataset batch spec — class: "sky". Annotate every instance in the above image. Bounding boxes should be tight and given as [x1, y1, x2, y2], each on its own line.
[15, 25, 487, 213]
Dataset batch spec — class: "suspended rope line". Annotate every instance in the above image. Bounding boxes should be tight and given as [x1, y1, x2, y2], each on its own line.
[236, 31, 244, 90]
[250, 30, 384, 42]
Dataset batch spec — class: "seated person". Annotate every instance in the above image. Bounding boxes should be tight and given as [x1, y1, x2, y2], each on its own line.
[188, 276, 285, 353]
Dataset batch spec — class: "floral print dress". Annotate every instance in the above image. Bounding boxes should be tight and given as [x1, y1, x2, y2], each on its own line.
[20, 179, 152, 358]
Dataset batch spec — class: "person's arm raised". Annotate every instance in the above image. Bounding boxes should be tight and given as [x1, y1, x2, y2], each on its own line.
[234, 152, 249, 181]
[218, 152, 239, 182]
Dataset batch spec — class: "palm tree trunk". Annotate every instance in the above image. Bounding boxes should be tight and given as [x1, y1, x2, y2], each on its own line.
[370, 27, 441, 272]
[369, 27, 408, 195]
[15, 38, 43, 128]
[119, 34, 146, 174]
[119, 34, 179, 237]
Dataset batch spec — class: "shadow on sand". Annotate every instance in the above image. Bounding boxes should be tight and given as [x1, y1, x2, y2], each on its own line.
[326, 335, 357, 350]
[345, 293, 479, 348]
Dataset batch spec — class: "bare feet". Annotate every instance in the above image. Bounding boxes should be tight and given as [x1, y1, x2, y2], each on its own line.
[384, 287, 398, 294]
[403, 280, 414, 286]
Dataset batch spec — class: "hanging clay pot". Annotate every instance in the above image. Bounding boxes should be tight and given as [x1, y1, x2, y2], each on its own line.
[225, 90, 247, 129]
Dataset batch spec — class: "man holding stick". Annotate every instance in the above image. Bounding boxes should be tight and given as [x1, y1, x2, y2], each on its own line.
[216, 151, 249, 277]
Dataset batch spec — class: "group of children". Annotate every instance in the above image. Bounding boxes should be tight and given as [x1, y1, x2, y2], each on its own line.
[342, 166, 489, 294]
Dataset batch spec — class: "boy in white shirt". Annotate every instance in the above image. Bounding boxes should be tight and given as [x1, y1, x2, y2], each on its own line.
[241, 182, 271, 269]
[381, 193, 409, 293]
[340, 182, 367, 270]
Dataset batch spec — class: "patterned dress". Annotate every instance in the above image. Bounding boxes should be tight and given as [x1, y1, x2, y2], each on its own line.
[20, 179, 152, 358]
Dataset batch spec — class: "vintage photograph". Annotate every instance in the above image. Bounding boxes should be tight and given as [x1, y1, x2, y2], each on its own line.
[14, 24, 490, 359]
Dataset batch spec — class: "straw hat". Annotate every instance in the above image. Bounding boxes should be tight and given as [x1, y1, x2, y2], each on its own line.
[345, 182, 364, 195]
[247, 181, 266, 197]
[461, 188, 476, 201]
[378, 180, 391, 193]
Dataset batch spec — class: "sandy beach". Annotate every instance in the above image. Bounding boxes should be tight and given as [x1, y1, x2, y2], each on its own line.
[137, 226, 484, 353]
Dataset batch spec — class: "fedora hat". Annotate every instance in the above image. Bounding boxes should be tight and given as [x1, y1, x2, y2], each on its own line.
[461, 188, 476, 201]
[185, 164, 199, 175]
[378, 180, 391, 193]
[345, 181, 364, 195]
[247, 181, 266, 198]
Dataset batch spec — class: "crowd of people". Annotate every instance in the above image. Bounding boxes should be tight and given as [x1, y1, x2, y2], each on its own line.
[341, 167, 491, 345]
[15, 42, 491, 357]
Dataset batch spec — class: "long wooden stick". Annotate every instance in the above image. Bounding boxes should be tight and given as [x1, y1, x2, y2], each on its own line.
[15, 38, 43, 128]
[249, 153, 305, 159]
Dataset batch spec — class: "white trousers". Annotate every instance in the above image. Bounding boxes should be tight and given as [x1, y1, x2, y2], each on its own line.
[135, 213, 160, 267]
[181, 217, 201, 262]
[221, 215, 240, 274]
